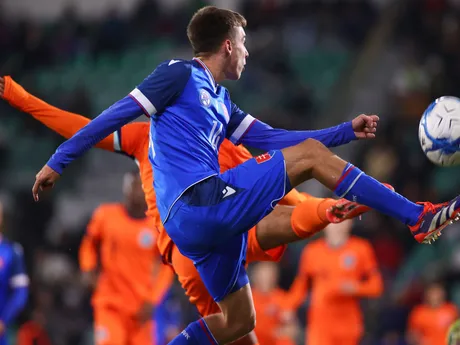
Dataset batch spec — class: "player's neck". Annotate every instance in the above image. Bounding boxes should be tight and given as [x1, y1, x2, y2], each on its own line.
[124, 203, 146, 219]
[195, 56, 225, 83]
[326, 237, 347, 248]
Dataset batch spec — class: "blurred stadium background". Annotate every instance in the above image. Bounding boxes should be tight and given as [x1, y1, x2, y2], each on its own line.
[1, 0, 460, 344]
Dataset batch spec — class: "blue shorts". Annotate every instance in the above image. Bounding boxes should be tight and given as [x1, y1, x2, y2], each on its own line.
[165, 150, 292, 302]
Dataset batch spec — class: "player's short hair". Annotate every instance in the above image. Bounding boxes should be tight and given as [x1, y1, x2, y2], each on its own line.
[187, 6, 247, 56]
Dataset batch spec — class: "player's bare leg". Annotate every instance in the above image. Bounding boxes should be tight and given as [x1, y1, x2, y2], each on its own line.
[194, 284, 255, 344]
[281, 138, 460, 244]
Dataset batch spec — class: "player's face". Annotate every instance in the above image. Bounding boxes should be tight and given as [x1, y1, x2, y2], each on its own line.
[225, 26, 248, 80]
[425, 284, 445, 307]
[252, 262, 278, 293]
[124, 174, 147, 209]
[325, 220, 352, 243]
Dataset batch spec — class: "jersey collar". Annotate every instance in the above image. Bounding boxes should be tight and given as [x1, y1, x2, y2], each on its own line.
[193, 57, 217, 92]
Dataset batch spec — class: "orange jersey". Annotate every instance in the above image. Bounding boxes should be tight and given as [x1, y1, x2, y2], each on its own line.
[252, 287, 294, 345]
[408, 302, 458, 345]
[287, 236, 383, 339]
[79, 203, 160, 314]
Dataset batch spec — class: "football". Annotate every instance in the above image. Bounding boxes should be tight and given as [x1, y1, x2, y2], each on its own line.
[419, 96, 460, 166]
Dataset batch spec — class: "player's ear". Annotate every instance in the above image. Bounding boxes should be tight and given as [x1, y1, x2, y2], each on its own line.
[224, 39, 232, 56]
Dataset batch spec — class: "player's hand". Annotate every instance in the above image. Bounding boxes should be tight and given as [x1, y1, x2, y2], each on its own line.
[0, 77, 4, 98]
[135, 302, 154, 324]
[0, 321, 5, 335]
[352, 114, 379, 139]
[32, 165, 60, 201]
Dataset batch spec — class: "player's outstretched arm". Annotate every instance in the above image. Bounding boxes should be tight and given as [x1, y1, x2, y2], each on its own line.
[227, 103, 379, 150]
[32, 59, 191, 201]
[32, 96, 144, 200]
[0, 76, 115, 151]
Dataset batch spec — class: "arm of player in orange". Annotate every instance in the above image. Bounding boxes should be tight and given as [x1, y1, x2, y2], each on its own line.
[285, 246, 311, 310]
[354, 241, 383, 298]
[149, 263, 175, 306]
[79, 207, 105, 273]
[406, 308, 423, 345]
[1, 76, 115, 150]
[1, 76, 148, 158]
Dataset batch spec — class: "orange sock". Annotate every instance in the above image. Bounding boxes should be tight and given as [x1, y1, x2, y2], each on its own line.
[291, 197, 336, 238]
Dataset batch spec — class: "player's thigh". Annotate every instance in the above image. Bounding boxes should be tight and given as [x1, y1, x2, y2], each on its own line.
[246, 226, 286, 264]
[94, 307, 127, 345]
[217, 283, 255, 327]
[194, 234, 249, 303]
[281, 138, 334, 187]
[129, 320, 153, 345]
[171, 245, 221, 316]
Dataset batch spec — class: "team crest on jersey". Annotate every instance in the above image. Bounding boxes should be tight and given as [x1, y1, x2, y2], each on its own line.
[199, 89, 211, 107]
[138, 229, 154, 248]
[341, 254, 356, 269]
[95, 326, 109, 342]
[255, 152, 272, 164]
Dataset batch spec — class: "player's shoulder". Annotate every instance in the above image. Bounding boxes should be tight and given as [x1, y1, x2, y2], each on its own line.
[410, 304, 426, 316]
[305, 238, 325, 252]
[151, 59, 193, 77]
[348, 236, 373, 250]
[445, 302, 459, 313]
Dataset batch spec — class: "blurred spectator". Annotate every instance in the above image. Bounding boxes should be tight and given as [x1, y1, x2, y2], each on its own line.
[407, 281, 458, 345]
[17, 309, 51, 345]
[287, 221, 383, 345]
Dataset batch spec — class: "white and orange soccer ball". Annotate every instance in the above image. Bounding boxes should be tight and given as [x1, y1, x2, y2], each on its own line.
[419, 96, 460, 166]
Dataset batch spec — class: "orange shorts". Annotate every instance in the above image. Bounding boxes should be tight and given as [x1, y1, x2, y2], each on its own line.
[94, 305, 154, 345]
[171, 226, 286, 316]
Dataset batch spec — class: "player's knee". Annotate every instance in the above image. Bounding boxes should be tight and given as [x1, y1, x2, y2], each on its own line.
[299, 138, 327, 158]
[228, 307, 256, 338]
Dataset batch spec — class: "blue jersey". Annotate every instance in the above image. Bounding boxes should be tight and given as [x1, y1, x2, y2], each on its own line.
[130, 58, 254, 222]
[47, 58, 357, 224]
[0, 240, 28, 326]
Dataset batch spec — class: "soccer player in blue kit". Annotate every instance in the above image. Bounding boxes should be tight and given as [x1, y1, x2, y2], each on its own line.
[32, 6, 460, 345]
[0, 202, 28, 345]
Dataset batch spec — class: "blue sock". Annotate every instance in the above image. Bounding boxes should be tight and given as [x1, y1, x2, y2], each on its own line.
[168, 319, 218, 345]
[334, 163, 424, 226]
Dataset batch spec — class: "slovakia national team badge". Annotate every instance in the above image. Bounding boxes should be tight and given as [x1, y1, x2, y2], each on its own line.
[200, 89, 211, 107]
[138, 230, 154, 248]
[255, 152, 272, 164]
[341, 253, 356, 269]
